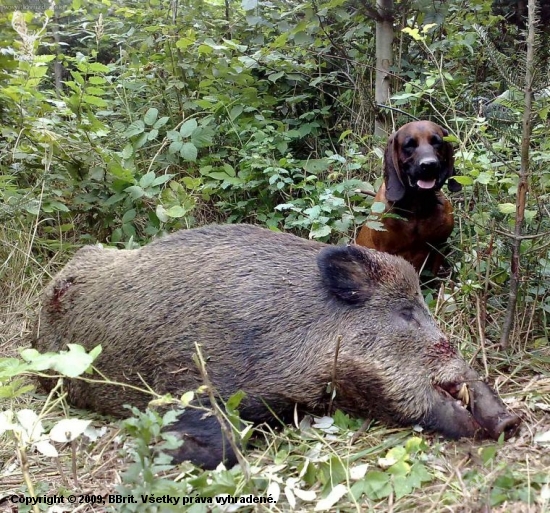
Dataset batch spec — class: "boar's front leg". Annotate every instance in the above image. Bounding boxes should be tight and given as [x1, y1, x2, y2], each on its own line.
[167, 406, 238, 469]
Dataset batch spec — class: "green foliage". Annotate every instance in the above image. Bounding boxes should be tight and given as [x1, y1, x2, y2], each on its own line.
[0, 0, 380, 245]
[350, 437, 433, 502]
[462, 453, 549, 507]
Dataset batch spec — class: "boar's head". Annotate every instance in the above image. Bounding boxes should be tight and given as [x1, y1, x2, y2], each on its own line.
[316, 245, 520, 441]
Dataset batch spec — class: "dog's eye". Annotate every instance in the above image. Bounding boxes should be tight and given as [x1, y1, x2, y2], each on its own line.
[402, 138, 417, 151]
[431, 135, 442, 146]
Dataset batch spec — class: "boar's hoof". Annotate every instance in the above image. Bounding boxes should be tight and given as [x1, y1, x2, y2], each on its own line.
[166, 408, 238, 470]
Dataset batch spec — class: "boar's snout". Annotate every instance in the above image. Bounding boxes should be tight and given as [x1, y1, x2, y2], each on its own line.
[425, 377, 521, 441]
[468, 380, 521, 440]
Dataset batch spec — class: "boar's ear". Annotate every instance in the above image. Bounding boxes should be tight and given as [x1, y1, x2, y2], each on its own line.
[317, 245, 381, 304]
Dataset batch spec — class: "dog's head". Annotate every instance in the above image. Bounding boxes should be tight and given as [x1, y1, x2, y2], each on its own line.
[384, 120, 462, 202]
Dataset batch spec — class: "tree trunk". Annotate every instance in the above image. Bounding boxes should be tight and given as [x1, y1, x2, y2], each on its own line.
[374, 0, 394, 138]
[499, 0, 536, 348]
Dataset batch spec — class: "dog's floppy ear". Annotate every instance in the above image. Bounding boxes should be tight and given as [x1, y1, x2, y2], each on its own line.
[441, 128, 462, 192]
[384, 131, 406, 202]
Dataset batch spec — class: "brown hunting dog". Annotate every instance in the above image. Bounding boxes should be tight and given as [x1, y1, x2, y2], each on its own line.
[356, 121, 462, 274]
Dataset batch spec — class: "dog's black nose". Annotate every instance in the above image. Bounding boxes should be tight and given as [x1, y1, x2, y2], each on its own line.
[419, 158, 439, 172]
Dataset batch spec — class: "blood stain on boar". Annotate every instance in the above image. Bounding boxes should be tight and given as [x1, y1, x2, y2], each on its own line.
[50, 278, 75, 313]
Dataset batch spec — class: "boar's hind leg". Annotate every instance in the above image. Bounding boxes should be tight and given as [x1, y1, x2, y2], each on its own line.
[167, 407, 238, 470]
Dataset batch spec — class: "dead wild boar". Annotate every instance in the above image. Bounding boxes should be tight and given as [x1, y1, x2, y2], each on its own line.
[31, 224, 520, 469]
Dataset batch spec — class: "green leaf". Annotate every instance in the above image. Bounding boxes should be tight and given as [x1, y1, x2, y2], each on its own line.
[268, 71, 284, 82]
[405, 436, 426, 454]
[303, 159, 331, 173]
[153, 116, 170, 129]
[152, 174, 174, 186]
[524, 209, 537, 221]
[180, 142, 198, 161]
[123, 120, 145, 138]
[229, 105, 244, 120]
[166, 130, 182, 142]
[310, 225, 331, 239]
[35, 54, 56, 63]
[379, 446, 407, 468]
[107, 162, 134, 183]
[139, 172, 156, 188]
[125, 185, 145, 199]
[223, 163, 236, 177]
[191, 126, 215, 147]
[371, 201, 386, 214]
[241, 0, 258, 10]
[393, 475, 414, 500]
[43, 201, 69, 213]
[134, 133, 148, 149]
[85, 87, 105, 96]
[388, 459, 410, 476]
[338, 130, 353, 142]
[207, 171, 233, 181]
[82, 95, 107, 107]
[87, 62, 110, 73]
[176, 37, 194, 49]
[453, 175, 473, 186]
[498, 203, 516, 214]
[144, 108, 158, 126]
[180, 119, 198, 138]
[409, 461, 432, 487]
[476, 171, 493, 185]
[182, 177, 202, 189]
[364, 471, 392, 500]
[165, 206, 187, 218]
[88, 76, 106, 85]
[0, 357, 32, 379]
[226, 390, 246, 411]
[180, 391, 194, 406]
[198, 44, 213, 55]
[480, 445, 498, 464]
[156, 205, 168, 223]
[89, 345, 102, 360]
[391, 92, 418, 100]
[293, 32, 311, 45]
[21, 345, 100, 378]
[169, 141, 184, 154]
[121, 144, 133, 159]
[71, 70, 85, 85]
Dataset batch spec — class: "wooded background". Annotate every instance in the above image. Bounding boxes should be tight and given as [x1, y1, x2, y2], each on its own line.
[0, 1, 549, 510]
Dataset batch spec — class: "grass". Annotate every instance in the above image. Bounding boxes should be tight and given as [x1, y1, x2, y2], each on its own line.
[0, 215, 549, 513]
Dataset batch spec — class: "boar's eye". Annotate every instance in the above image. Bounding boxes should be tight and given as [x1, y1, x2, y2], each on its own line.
[399, 308, 414, 322]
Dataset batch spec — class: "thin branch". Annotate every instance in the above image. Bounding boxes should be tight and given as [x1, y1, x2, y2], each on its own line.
[327, 335, 342, 415]
[493, 227, 550, 240]
[376, 104, 420, 120]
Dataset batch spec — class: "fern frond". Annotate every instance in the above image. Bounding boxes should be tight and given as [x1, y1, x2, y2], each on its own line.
[474, 24, 525, 88]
